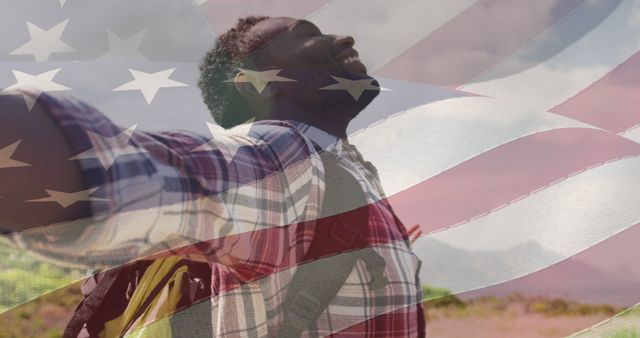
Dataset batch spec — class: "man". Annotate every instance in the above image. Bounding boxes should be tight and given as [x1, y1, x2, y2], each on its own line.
[1, 16, 425, 337]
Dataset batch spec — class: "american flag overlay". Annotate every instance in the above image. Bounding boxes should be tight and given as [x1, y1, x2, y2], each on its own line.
[1, 0, 640, 337]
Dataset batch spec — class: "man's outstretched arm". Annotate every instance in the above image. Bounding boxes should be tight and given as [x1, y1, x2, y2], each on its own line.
[5, 92, 321, 273]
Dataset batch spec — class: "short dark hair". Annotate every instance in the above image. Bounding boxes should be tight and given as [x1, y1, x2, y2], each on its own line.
[198, 16, 270, 129]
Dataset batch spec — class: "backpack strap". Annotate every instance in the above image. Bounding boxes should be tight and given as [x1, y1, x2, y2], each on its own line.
[64, 268, 121, 338]
[64, 257, 209, 337]
[275, 144, 388, 337]
[117, 258, 191, 334]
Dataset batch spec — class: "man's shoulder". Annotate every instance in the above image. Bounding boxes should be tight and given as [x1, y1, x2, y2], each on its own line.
[230, 120, 314, 153]
[240, 120, 305, 140]
[230, 120, 322, 176]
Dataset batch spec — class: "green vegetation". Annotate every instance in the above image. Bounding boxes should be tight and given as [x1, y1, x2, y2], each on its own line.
[527, 297, 617, 317]
[422, 286, 623, 318]
[0, 238, 83, 312]
[570, 303, 640, 337]
[422, 284, 466, 308]
[0, 239, 84, 337]
[0, 284, 81, 338]
[0, 247, 636, 338]
[608, 329, 640, 338]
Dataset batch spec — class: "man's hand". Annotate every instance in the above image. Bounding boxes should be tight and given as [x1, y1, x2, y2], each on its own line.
[407, 224, 423, 245]
[0, 94, 90, 233]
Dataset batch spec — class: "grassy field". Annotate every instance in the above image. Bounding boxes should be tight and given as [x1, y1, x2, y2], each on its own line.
[1, 284, 636, 337]
[0, 240, 638, 337]
[0, 239, 83, 337]
[424, 291, 631, 338]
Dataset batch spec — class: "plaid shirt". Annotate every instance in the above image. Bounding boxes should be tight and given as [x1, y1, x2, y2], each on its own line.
[16, 92, 425, 337]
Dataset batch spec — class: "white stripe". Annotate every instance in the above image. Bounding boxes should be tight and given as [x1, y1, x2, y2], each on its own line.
[307, 0, 479, 72]
[461, 0, 640, 110]
[413, 156, 640, 294]
[12, 156, 317, 269]
[620, 125, 640, 144]
[568, 303, 640, 337]
[351, 96, 597, 196]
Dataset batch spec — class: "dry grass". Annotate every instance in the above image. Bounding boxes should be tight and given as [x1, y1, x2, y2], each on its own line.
[425, 293, 630, 338]
[0, 283, 636, 337]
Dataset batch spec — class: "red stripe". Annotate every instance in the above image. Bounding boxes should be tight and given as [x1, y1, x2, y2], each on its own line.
[374, 0, 586, 87]
[148, 129, 640, 306]
[551, 51, 640, 133]
[331, 305, 426, 337]
[163, 199, 407, 292]
[388, 128, 640, 235]
[10, 129, 638, 308]
[10, 128, 639, 306]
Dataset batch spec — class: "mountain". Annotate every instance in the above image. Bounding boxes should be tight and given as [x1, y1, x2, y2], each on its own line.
[418, 237, 640, 307]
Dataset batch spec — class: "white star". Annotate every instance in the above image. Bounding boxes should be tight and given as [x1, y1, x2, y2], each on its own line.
[0, 68, 71, 110]
[10, 20, 75, 61]
[68, 125, 147, 170]
[225, 68, 296, 94]
[112, 68, 188, 104]
[320, 76, 384, 100]
[97, 28, 148, 61]
[0, 141, 30, 169]
[58, 0, 74, 7]
[191, 122, 257, 164]
[27, 187, 108, 208]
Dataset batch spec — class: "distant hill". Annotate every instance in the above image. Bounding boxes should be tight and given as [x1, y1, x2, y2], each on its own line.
[417, 237, 640, 307]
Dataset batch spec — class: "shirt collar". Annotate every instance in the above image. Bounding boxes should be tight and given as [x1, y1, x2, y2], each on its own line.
[286, 120, 349, 154]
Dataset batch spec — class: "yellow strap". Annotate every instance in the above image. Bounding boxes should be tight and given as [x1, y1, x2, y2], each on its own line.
[101, 256, 188, 338]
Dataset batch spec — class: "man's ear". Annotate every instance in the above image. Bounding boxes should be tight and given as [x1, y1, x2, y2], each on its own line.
[233, 71, 277, 100]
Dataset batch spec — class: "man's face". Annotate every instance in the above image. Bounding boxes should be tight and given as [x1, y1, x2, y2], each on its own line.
[239, 17, 380, 120]
[250, 17, 370, 79]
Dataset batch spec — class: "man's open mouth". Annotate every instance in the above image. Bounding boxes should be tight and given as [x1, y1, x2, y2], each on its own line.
[341, 55, 361, 64]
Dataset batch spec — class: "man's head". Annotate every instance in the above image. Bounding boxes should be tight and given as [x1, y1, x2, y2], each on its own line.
[199, 16, 380, 134]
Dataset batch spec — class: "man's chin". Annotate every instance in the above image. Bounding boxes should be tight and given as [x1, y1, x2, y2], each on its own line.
[339, 64, 371, 80]
[342, 59, 368, 76]
[283, 66, 380, 115]
[354, 77, 380, 113]
[323, 73, 380, 117]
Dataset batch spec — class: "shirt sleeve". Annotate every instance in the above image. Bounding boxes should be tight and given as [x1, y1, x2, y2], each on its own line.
[15, 92, 323, 272]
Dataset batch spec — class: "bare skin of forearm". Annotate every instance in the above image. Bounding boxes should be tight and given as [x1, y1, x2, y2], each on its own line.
[0, 94, 90, 233]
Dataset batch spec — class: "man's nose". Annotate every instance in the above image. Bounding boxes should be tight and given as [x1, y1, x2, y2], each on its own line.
[332, 34, 355, 49]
